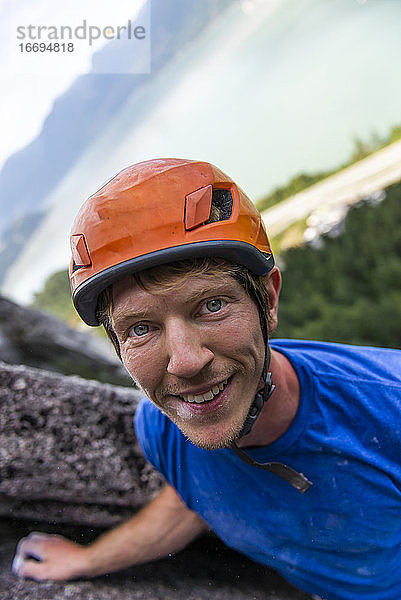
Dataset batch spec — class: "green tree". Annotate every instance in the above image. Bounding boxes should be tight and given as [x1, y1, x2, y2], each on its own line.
[274, 181, 401, 349]
[31, 269, 79, 326]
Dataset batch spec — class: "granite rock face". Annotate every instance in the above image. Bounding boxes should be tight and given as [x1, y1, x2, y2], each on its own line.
[0, 361, 163, 526]
[0, 296, 130, 386]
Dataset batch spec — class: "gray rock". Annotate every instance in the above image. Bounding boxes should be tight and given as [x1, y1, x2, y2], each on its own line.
[0, 361, 163, 526]
[0, 296, 130, 386]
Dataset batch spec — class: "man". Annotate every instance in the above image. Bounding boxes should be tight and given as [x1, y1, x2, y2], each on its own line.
[13, 159, 401, 599]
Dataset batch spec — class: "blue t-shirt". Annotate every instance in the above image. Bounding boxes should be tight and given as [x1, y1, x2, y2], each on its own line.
[134, 340, 401, 600]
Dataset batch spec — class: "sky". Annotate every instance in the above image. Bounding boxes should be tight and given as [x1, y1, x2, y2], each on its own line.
[0, 0, 146, 171]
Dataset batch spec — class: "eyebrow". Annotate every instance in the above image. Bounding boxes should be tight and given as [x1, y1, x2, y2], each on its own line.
[112, 279, 238, 327]
[181, 281, 235, 304]
[112, 307, 150, 329]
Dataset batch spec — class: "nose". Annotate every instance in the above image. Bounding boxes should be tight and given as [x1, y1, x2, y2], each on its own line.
[165, 318, 214, 378]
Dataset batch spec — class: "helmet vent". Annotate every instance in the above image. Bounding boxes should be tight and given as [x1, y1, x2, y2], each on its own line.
[205, 189, 233, 224]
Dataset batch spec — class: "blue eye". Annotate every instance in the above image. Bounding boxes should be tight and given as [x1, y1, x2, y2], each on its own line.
[206, 299, 223, 313]
[130, 323, 150, 337]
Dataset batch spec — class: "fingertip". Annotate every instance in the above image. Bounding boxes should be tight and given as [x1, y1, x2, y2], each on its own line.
[12, 554, 24, 576]
[15, 537, 27, 553]
[27, 532, 46, 541]
[13, 559, 46, 582]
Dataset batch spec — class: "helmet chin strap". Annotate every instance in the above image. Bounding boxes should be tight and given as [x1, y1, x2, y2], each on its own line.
[229, 286, 313, 494]
[236, 344, 275, 439]
[236, 282, 275, 440]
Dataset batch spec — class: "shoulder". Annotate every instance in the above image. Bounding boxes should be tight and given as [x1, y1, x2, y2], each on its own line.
[134, 396, 181, 473]
[272, 340, 401, 453]
[135, 395, 169, 438]
[134, 396, 207, 496]
[270, 339, 401, 387]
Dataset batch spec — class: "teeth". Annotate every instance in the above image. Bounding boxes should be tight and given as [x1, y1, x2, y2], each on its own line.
[181, 379, 228, 404]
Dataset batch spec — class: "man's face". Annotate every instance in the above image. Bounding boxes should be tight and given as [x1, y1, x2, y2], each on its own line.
[111, 271, 266, 450]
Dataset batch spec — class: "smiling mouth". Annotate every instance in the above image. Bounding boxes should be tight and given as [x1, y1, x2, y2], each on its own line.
[178, 378, 229, 404]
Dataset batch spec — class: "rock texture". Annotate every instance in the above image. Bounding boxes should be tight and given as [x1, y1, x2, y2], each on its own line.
[0, 361, 163, 526]
[0, 296, 129, 386]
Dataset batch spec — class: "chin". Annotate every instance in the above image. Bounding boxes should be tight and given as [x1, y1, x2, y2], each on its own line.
[161, 386, 255, 450]
[179, 417, 246, 451]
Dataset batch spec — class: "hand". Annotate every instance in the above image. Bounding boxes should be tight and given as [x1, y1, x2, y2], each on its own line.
[12, 532, 89, 581]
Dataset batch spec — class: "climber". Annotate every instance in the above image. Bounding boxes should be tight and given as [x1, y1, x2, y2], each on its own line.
[13, 159, 401, 600]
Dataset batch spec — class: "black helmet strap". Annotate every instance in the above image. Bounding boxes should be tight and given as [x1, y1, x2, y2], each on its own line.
[236, 280, 274, 439]
[229, 277, 313, 493]
[236, 344, 275, 438]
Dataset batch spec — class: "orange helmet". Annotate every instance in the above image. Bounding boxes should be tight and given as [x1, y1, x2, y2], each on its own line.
[69, 158, 274, 326]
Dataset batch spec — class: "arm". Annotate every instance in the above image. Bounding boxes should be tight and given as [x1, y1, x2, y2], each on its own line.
[13, 484, 207, 581]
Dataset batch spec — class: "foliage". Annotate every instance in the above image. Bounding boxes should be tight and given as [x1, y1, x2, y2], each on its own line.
[270, 218, 308, 254]
[256, 171, 332, 212]
[256, 122, 401, 213]
[349, 131, 383, 162]
[348, 124, 401, 163]
[31, 269, 80, 327]
[388, 124, 401, 144]
[274, 181, 401, 349]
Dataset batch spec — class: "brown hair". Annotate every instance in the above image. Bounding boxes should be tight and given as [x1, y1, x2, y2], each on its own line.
[96, 258, 273, 360]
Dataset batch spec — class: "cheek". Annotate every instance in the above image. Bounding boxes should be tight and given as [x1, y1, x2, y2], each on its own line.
[211, 313, 264, 362]
[120, 346, 165, 394]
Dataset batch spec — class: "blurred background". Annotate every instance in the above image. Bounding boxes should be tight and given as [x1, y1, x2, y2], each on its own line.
[1, 0, 400, 350]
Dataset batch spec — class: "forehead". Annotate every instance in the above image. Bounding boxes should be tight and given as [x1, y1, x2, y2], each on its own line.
[111, 270, 243, 319]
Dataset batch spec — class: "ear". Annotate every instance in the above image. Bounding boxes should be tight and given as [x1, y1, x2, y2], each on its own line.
[262, 267, 281, 333]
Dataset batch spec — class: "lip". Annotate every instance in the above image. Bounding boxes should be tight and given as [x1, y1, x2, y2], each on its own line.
[176, 378, 229, 398]
[174, 376, 233, 415]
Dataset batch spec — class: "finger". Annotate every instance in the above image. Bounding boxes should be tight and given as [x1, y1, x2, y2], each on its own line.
[12, 556, 49, 581]
[12, 553, 25, 576]
[15, 535, 47, 561]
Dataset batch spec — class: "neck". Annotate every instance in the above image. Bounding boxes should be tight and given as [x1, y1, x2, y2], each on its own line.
[236, 348, 300, 448]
